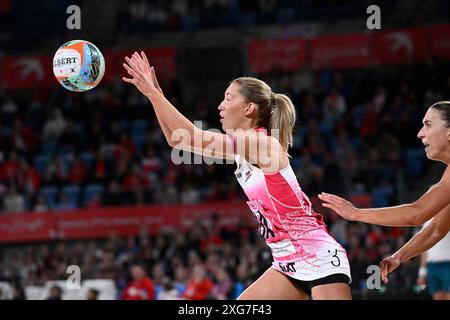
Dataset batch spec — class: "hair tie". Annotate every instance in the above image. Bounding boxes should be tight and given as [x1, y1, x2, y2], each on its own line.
[270, 92, 276, 102]
[270, 93, 276, 113]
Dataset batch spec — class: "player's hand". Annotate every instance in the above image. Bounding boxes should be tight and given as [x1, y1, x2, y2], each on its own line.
[317, 192, 359, 221]
[122, 51, 164, 98]
[379, 255, 401, 284]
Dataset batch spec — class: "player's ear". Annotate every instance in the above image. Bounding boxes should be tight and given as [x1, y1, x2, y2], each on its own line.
[245, 102, 256, 115]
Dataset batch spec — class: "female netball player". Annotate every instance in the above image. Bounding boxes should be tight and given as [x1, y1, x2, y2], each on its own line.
[122, 51, 352, 300]
[319, 101, 450, 283]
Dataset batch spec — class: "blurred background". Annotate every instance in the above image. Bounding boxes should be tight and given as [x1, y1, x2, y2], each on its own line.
[0, 0, 449, 300]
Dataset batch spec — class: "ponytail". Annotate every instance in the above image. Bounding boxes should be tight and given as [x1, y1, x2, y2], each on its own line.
[270, 93, 296, 151]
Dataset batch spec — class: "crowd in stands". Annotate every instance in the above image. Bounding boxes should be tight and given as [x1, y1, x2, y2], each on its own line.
[2, 60, 449, 213]
[0, 213, 430, 300]
[118, 0, 373, 32]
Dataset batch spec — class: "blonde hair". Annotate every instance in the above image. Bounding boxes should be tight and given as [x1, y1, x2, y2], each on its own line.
[231, 77, 296, 151]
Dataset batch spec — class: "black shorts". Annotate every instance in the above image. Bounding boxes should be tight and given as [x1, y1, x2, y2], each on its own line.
[287, 273, 351, 297]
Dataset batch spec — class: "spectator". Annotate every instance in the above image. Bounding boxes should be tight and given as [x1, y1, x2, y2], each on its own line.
[34, 195, 49, 212]
[183, 264, 213, 300]
[123, 264, 155, 300]
[11, 282, 26, 300]
[3, 185, 25, 213]
[102, 180, 127, 206]
[322, 88, 347, 125]
[47, 285, 63, 300]
[86, 288, 100, 300]
[43, 109, 66, 141]
[55, 192, 77, 211]
[210, 267, 232, 300]
[158, 276, 180, 300]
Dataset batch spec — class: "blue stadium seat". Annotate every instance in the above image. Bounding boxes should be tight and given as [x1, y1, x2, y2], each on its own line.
[404, 148, 426, 176]
[83, 184, 104, 205]
[131, 120, 148, 136]
[182, 15, 201, 31]
[40, 186, 59, 209]
[75, 123, 86, 142]
[61, 184, 81, 207]
[42, 139, 57, 154]
[58, 146, 75, 156]
[290, 158, 302, 170]
[277, 8, 295, 24]
[132, 134, 147, 151]
[238, 13, 256, 26]
[352, 105, 367, 129]
[2, 126, 12, 136]
[372, 186, 394, 208]
[33, 154, 50, 177]
[119, 120, 130, 132]
[80, 152, 95, 169]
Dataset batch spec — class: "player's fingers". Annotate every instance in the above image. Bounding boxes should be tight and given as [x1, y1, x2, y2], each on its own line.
[141, 51, 152, 72]
[328, 194, 346, 204]
[125, 56, 135, 67]
[132, 52, 145, 71]
[133, 51, 143, 62]
[328, 195, 350, 208]
[319, 195, 341, 207]
[122, 62, 134, 73]
[125, 67, 145, 84]
[380, 261, 389, 283]
[319, 193, 341, 203]
[122, 63, 141, 80]
[122, 77, 134, 84]
[130, 55, 146, 75]
[126, 56, 142, 74]
[318, 193, 334, 202]
[151, 67, 163, 93]
[322, 203, 339, 213]
[321, 192, 341, 199]
[133, 52, 147, 72]
[149, 67, 158, 88]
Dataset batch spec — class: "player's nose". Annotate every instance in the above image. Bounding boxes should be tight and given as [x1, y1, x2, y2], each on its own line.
[417, 127, 425, 139]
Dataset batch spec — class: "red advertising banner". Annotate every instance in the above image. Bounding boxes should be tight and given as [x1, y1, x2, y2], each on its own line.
[0, 212, 57, 243]
[0, 202, 252, 243]
[430, 24, 450, 59]
[0, 47, 176, 90]
[372, 27, 429, 65]
[107, 47, 177, 83]
[0, 55, 54, 89]
[311, 33, 370, 69]
[248, 38, 308, 74]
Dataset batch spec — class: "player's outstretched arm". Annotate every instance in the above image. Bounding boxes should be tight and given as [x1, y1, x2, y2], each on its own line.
[124, 55, 173, 149]
[122, 52, 202, 154]
[379, 203, 450, 283]
[122, 51, 287, 172]
[318, 166, 450, 226]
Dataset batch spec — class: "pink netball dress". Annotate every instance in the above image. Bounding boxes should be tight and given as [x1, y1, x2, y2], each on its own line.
[232, 132, 351, 281]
